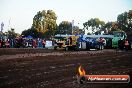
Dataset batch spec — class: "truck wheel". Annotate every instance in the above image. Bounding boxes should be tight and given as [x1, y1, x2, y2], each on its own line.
[118, 40, 124, 50]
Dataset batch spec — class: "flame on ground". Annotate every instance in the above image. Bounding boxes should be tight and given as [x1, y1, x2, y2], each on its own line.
[78, 66, 86, 76]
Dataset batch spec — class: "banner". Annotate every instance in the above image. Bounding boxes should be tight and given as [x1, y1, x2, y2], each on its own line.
[45, 41, 52, 47]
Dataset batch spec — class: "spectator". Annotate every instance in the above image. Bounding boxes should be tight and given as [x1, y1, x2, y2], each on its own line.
[98, 37, 105, 50]
[2, 39, 5, 48]
[33, 39, 37, 48]
[42, 39, 46, 48]
[5, 39, 10, 48]
[10, 39, 14, 48]
[124, 39, 129, 51]
[69, 37, 72, 45]
[37, 38, 43, 48]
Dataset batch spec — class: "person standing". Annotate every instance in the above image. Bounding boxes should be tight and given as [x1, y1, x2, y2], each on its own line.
[69, 37, 72, 45]
[42, 39, 46, 48]
[38, 38, 42, 48]
[33, 39, 37, 48]
[124, 39, 129, 51]
[10, 39, 14, 48]
[5, 39, 10, 48]
[98, 37, 105, 50]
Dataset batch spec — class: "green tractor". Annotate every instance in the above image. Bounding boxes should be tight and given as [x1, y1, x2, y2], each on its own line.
[112, 31, 127, 49]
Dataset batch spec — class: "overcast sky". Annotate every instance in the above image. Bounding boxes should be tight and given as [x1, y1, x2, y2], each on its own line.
[0, 0, 132, 34]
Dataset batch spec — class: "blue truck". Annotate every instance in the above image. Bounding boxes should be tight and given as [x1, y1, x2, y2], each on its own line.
[78, 35, 106, 50]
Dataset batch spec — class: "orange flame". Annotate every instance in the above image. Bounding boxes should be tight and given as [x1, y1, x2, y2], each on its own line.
[78, 66, 86, 76]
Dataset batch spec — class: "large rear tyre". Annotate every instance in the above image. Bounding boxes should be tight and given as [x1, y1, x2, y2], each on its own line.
[118, 40, 124, 50]
[74, 46, 79, 51]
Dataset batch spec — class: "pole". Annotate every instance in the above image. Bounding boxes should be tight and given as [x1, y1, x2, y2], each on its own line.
[72, 20, 74, 35]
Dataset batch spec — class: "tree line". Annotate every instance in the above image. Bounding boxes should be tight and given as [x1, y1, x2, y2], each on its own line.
[21, 10, 132, 39]
[84, 10, 132, 35]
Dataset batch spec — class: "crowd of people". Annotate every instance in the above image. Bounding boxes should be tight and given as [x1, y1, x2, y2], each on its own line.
[0, 36, 130, 51]
[0, 37, 46, 48]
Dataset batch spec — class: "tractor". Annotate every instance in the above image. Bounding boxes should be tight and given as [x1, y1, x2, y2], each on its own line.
[112, 31, 127, 49]
[53, 35, 79, 51]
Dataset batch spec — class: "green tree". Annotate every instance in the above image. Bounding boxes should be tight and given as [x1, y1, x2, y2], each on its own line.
[104, 22, 112, 34]
[5, 28, 18, 39]
[111, 22, 119, 31]
[117, 10, 132, 35]
[58, 21, 72, 34]
[21, 27, 41, 38]
[104, 22, 121, 34]
[117, 12, 127, 32]
[33, 10, 57, 36]
[95, 20, 105, 34]
[128, 10, 132, 35]
[72, 26, 84, 35]
[83, 18, 105, 34]
[22, 10, 57, 38]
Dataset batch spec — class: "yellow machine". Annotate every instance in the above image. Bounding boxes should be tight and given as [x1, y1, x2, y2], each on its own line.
[54, 35, 79, 51]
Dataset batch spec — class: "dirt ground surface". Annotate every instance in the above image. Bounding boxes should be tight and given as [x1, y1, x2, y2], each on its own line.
[0, 48, 132, 88]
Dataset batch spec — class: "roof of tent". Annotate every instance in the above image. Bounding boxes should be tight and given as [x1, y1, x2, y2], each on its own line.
[25, 35, 33, 39]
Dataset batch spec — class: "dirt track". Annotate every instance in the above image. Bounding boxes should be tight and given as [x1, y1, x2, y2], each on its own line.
[0, 49, 132, 88]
